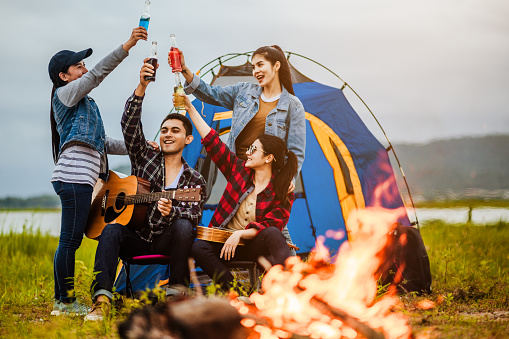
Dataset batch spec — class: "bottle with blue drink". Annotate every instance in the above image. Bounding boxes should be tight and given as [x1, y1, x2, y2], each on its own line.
[139, 0, 151, 30]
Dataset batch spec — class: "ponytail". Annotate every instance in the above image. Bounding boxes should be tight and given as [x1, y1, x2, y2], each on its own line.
[257, 134, 298, 207]
[50, 85, 60, 164]
[50, 71, 68, 164]
[274, 150, 298, 207]
[252, 45, 294, 95]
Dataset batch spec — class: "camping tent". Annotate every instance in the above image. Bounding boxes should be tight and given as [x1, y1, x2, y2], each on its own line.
[114, 52, 413, 293]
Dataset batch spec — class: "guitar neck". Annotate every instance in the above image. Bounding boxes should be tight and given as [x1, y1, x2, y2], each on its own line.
[123, 191, 176, 205]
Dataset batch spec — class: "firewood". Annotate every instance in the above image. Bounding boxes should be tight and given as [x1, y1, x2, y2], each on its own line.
[310, 297, 386, 339]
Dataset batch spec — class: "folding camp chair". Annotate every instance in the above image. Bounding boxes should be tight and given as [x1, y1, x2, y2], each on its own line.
[121, 254, 172, 298]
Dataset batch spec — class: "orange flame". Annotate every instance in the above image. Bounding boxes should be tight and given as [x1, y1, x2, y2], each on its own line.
[236, 189, 413, 338]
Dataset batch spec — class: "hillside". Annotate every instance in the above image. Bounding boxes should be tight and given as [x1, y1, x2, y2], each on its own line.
[392, 135, 509, 200]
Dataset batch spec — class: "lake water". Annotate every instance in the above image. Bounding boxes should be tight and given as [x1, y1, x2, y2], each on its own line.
[1, 207, 508, 236]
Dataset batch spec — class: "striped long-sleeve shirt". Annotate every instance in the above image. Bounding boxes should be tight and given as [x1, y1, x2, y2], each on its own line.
[202, 129, 294, 235]
[121, 93, 206, 242]
[51, 137, 126, 187]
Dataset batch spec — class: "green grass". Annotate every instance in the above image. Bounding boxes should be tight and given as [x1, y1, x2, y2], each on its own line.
[408, 220, 509, 338]
[1, 220, 508, 338]
[0, 226, 100, 338]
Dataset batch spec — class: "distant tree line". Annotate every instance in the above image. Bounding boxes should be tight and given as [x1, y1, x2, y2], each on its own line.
[393, 135, 509, 200]
[0, 195, 60, 209]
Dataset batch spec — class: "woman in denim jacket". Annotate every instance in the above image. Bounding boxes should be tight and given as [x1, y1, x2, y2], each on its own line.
[47, 27, 148, 316]
[177, 45, 306, 249]
[179, 45, 305, 178]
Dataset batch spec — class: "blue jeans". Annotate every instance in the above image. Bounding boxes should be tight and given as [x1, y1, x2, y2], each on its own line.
[191, 227, 292, 290]
[91, 219, 195, 301]
[52, 181, 94, 303]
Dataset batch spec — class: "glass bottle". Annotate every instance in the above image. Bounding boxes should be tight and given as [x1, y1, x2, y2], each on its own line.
[139, 0, 151, 30]
[169, 34, 182, 73]
[174, 74, 185, 113]
[145, 41, 157, 81]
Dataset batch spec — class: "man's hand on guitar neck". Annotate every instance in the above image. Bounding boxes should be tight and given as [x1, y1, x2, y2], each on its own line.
[157, 197, 172, 217]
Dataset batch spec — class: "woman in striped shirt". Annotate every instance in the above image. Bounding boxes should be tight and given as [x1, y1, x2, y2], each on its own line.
[47, 27, 147, 315]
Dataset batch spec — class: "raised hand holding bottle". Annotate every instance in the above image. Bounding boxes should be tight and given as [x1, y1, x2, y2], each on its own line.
[139, 0, 151, 30]
[145, 41, 157, 81]
[169, 34, 182, 72]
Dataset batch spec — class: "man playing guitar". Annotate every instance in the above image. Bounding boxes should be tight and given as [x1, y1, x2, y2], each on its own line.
[85, 58, 206, 321]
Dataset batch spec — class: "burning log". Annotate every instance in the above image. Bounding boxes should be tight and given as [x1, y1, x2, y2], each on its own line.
[309, 297, 385, 339]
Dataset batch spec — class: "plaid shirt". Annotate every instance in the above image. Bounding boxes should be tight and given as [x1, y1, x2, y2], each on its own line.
[202, 129, 294, 234]
[121, 93, 206, 242]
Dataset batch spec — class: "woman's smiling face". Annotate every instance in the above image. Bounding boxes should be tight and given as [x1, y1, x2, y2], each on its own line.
[245, 139, 271, 169]
[252, 54, 280, 88]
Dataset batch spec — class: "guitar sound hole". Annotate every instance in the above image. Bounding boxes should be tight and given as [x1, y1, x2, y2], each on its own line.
[115, 193, 126, 210]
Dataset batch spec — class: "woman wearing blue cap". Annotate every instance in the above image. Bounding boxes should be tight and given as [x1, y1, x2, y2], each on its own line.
[47, 27, 148, 316]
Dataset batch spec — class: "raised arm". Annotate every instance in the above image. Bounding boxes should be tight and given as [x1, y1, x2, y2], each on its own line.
[173, 49, 239, 110]
[181, 93, 243, 180]
[57, 27, 147, 108]
[182, 93, 211, 139]
[120, 58, 158, 167]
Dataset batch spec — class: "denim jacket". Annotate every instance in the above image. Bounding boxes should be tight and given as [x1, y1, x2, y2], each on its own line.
[185, 75, 306, 174]
[52, 91, 105, 156]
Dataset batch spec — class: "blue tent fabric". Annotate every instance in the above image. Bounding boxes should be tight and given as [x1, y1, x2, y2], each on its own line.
[294, 82, 410, 225]
[298, 121, 347, 251]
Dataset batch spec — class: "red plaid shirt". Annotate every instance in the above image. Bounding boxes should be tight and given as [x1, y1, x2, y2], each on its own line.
[202, 129, 294, 234]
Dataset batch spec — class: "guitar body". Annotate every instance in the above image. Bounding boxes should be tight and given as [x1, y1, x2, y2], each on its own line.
[86, 171, 151, 239]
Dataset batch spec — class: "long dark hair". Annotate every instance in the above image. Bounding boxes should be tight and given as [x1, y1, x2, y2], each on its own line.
[257, 134, 298, 207]
[50, 68, 69, 163]
[252, 45, 294, 95]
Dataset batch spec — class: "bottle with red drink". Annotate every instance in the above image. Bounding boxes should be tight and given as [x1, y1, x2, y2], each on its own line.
[169, 34, 182, 73]
[145, 41, 157, 81]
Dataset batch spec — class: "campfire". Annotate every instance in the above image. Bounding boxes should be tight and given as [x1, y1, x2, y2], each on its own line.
[226, 204, 412, 339]
[120, 193, 414, 339]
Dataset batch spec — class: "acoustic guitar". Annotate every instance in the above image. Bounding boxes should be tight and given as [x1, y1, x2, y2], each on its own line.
[85, 171, 202, 239]
[196, 226, 299, 250]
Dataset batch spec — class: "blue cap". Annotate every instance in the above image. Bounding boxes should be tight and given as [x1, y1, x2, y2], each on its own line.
[48, 48, 93, 84]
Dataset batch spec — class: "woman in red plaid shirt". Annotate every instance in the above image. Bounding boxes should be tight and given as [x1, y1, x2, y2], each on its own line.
[180, 94, 298, 291]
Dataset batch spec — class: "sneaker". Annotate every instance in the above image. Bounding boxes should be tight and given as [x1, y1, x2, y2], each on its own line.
[59, 300, 90, 316]
[84, 301, 110, 322]
[50, 300, 61, 316]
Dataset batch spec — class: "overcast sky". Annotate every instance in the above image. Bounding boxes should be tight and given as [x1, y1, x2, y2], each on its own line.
[1, 0, 508, 197]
